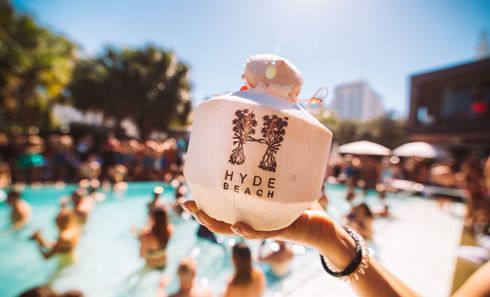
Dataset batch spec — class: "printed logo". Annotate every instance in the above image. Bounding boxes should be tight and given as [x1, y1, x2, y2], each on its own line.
[229, 109, 289, 172]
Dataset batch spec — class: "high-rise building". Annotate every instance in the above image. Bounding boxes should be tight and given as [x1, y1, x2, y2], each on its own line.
[330, 81, 384, 121]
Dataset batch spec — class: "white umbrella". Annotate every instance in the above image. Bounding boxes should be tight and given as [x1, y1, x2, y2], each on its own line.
[393, 142, 447, 159]
[339, 140, 391, 156]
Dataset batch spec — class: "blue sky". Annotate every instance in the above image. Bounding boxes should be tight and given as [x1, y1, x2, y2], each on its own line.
[13, 0, 490, 116]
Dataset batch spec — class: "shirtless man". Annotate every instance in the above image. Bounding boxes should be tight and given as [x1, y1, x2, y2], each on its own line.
[6, 189, 31, 229]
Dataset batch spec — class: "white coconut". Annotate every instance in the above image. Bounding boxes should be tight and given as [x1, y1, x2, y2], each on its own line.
[184, 55, 332, 231]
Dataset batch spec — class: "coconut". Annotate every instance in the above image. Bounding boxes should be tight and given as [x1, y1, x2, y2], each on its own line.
[184, 54, 332, 231]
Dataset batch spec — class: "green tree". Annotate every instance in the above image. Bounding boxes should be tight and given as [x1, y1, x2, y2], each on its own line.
[316, 111, 408, 149]
[0, 1, 77, 131]
[358, 113, 407, 148]
[69, 45, 192, 139]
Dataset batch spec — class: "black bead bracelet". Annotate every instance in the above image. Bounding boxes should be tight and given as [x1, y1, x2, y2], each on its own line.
[320, 226, 366, 278]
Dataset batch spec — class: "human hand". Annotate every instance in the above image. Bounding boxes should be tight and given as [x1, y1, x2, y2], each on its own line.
[181, 200, 337, 251]
[181, 200, 358, 268]
[30, 229, 41, 241]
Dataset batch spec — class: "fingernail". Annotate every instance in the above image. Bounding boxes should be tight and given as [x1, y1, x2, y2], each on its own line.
[231, 226, 243, 236]
[192, 214, 204, 225]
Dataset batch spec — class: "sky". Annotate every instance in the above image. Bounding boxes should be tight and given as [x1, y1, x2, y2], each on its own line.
[12, 0, 490, 117]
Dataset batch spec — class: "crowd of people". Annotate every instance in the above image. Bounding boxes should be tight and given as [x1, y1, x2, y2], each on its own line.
[6, 174, 300, 297]
[330, 154, 490, 235]
[2, 131, 490, 297]
[0, 132, 187, 186]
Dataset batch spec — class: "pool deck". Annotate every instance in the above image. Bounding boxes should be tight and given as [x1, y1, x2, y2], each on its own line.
[265, 197, 465, 297]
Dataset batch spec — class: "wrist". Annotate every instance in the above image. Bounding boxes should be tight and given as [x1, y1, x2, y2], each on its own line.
[316, 218, 357, 269]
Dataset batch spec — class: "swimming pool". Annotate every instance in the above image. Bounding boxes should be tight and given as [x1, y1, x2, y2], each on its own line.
[0, 182, 463, 297]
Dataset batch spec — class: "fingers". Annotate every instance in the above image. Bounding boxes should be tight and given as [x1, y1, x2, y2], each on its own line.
[182, 200, 198, 213]
[181, 200, 285, 240]
[195, 209, 235, 235]
[231, 222, 283, 240]
[181, 200, 234, 235]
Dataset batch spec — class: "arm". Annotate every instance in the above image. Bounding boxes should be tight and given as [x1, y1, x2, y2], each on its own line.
[39, 236, 72, 259]
[182, 200, 419, 297]
[12, 217, 28, 230]
[139, 234, 148, 258]
[32, 231, 54, 249]
[452, 261, 490, 297]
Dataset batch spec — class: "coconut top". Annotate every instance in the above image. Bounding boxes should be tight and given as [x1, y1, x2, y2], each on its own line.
[242, 54, 304, 102]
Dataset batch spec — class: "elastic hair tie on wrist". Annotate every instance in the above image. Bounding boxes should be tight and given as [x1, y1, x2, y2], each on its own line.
[320, 226, 370, 281]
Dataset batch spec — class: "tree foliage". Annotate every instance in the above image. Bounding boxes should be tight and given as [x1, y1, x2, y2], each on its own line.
[0, 1, 77, 131]
[69, 45, 192, 139]
[317, 112, 408, 149]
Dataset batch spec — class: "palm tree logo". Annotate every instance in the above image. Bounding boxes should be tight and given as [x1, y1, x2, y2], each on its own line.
[229, 109, 289, 172]
[229, 109, 258, 165]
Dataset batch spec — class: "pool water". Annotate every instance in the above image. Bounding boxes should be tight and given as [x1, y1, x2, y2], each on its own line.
[0, 183, 413, 297]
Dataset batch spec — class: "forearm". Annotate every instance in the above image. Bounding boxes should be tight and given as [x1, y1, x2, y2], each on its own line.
[35, 234, 54, 249]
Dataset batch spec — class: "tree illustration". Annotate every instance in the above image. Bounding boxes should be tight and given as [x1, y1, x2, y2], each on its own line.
[250, 115, 289, 172]
[229, 109, 258, 165]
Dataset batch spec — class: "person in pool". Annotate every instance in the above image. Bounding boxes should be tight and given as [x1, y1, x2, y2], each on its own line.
[224, 243, 265, 297]
[258, 240, 294, 277]
[62, 188, 94, 225]
[6, 189, 31, 229]
[31, 208, 80, 263]
[346, 203, 374, 241]
[161, 257, 212, 297]
[138, 205, 173, 270]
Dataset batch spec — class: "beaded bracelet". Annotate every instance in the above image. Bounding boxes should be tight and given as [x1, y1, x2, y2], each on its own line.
[320, 226, 370, 281]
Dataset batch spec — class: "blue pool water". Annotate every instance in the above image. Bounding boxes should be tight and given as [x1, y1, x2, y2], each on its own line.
[0, 182, 393, 297]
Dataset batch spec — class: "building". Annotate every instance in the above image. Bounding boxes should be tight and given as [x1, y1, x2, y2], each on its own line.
[330, 81, 384, 121]
[408, 58, 490, 156]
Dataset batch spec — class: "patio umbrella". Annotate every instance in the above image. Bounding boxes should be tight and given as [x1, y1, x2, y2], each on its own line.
[393, 142, 447, 159]
[338, 140, 391, 156]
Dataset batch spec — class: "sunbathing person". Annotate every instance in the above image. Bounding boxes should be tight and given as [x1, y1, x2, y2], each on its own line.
[6, 189, 31, 229]
[258, 240, 294, 277]
[224, 243, 265, 297]
[31, 208, 80, 265]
